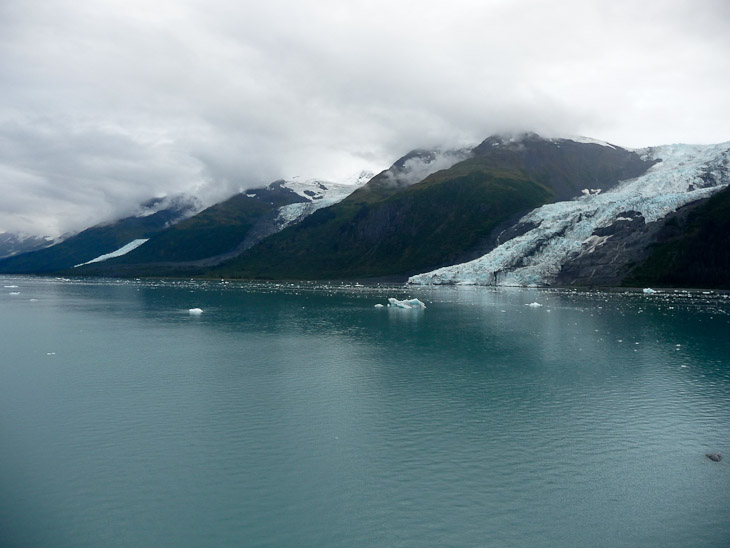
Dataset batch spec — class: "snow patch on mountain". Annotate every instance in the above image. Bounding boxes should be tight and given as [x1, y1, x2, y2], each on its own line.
[274, 176, 369, 229]
[339, 170, 375, 187]
[74, 239, 149, 267]
[561, 136, 617, 149]
[0, 232, 56, 259]
[409, 142, 730, 287]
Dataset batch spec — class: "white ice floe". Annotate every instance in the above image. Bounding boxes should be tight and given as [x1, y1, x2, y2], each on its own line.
[74, 239, 149, 267]
[526, 302, 543, 307]
[9, 291, 20, 295]
[4, 285, 19, 288]
[409, 141, 730, 287]
[387, 298, 426, 309]
[188, 308, 203, 315]
[642, 288, 657, 294]
[374, 304, 385, 308]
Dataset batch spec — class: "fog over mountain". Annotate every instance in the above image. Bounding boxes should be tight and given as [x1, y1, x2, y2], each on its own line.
[1, 0, 729, 236]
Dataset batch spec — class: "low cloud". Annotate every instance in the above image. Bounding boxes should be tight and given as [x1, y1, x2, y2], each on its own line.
[385, 149, 473, 187]
[1, 0, 729, 236]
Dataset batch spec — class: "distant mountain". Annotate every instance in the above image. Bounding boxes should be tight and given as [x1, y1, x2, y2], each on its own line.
[71, 177, 369, 276]
[212, 134, 655, 280]
[4, 134, 730, 289]
[0, 232, 55, 259]
[0, 195, 200, 274]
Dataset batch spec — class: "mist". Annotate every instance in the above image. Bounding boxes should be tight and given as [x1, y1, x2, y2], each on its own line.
[1, 0, 729, 236]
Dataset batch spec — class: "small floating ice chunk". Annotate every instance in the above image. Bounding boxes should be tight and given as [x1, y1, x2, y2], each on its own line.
[643, 288, 657, 294]
[374, 304, 385, 308]
[4, 285, 19, 288]
[9, 291, 20, 295]
[29, 298, 38, 302]
[387, 298, 426, 309]
[526, 302, 543, 307]
[188, 308, 203, 315]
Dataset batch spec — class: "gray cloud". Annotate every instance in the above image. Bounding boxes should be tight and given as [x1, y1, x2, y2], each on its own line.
[1, 0, 729, 236]
[386, 149, 473, 187]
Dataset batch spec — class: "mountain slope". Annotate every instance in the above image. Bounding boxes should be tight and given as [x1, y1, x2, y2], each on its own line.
[0, 232, 55, 259]
[409, 141, 730, 286]
[624, 184, 730, 289]
[77, 178, 368, 276]
[0, 197, 199, 274]
[212, 135, 654, 280]
[214, 171, 552, 280]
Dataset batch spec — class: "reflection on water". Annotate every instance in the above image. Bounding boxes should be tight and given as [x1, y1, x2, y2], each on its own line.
[1, 276, 729, 548]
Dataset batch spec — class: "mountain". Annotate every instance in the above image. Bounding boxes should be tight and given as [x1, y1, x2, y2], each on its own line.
[409, 140, 730, 287]
[0, 232, 55, 259]
[4, 134, 729, 289]
[0, 195, 200, 274]
[70, 177, 369, 276]
[623, 183, 730, 289]
[211, 134, 655, 280]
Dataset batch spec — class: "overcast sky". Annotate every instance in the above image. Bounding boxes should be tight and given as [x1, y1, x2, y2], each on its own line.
[2, 0, 730, 236]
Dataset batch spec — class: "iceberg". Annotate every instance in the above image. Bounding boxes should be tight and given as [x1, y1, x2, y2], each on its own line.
[188, 308, 203, 315]
[526, 302, 543, 307]
[387, 298, 426, 309]
[642, 288, 657, 294]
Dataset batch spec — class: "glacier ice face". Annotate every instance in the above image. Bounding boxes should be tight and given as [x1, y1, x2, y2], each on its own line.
[409, 142, 730, 287]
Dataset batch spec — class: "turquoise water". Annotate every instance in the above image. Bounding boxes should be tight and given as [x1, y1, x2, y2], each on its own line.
[1, 276, 729, 547]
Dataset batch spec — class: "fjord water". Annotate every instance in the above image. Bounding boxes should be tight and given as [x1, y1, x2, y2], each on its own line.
[2, 277, 729, 548]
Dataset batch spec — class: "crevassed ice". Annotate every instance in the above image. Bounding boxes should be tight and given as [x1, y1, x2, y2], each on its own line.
[274, 179, 366, 230]
[409, 142, 730, 287]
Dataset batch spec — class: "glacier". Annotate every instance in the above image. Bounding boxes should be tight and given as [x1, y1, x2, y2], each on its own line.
[409, 142, 730, 287]
[273, 175, 371, 230]
[74, 239, 150, 267]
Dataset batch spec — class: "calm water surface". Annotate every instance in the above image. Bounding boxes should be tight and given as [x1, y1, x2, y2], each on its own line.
[1, 276, 729, 547]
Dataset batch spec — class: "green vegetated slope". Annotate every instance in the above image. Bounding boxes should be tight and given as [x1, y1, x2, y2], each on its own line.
[212, 136, 654, 281]
[469, 134, 655, 199]
[0, 207, 188, 274]
[111, 188, 302, 264]
[213, 170, 551, 280]
[626, 185, 730, 289]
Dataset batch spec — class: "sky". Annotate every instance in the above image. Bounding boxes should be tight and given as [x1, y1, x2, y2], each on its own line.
[1, 0, 730, 237]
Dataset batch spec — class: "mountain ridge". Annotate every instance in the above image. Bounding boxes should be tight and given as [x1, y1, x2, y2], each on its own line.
[2, 133, 729, 289]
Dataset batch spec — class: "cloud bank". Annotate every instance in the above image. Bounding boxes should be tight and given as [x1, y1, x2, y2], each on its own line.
[1, 0, 729, 236]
